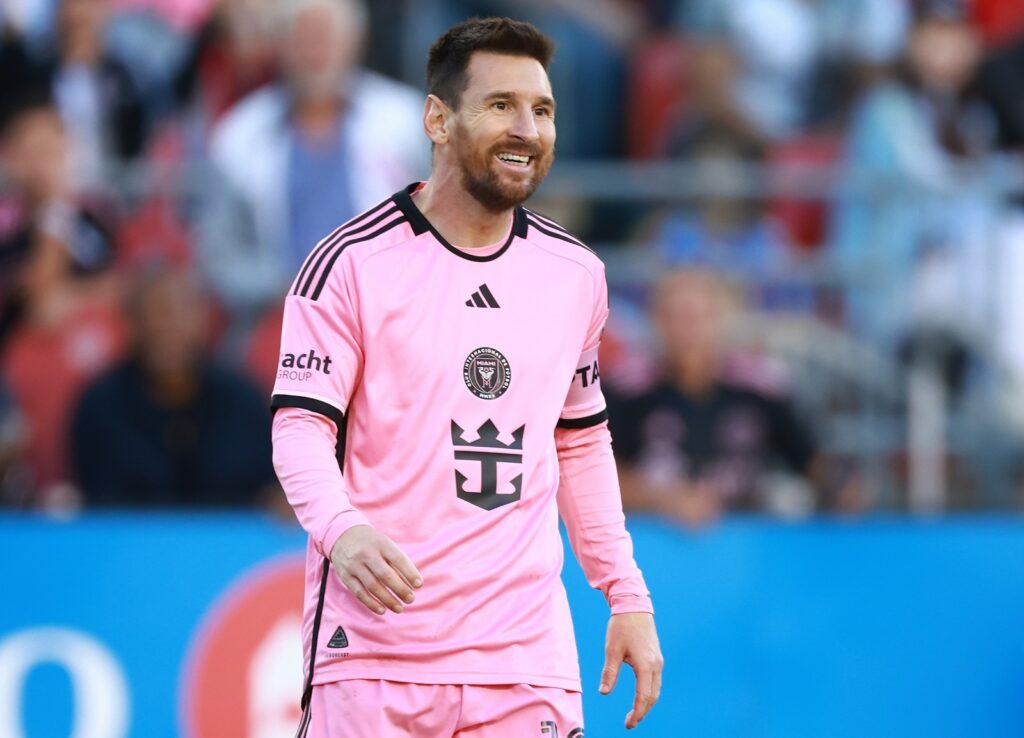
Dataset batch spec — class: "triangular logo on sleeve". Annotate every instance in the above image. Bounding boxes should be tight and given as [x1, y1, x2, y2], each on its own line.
[326, 626, 348, 649]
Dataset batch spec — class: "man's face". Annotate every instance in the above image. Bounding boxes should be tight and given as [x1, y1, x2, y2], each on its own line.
[134, 272, 208, 378]
[59, 0, 109, 43]
[280, 3, 361, 102]
[447, 52, 556, 212]
[2, 107, 69, 203]
[654, 272, 724, 365]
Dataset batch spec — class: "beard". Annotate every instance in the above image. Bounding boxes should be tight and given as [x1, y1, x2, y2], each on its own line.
[453, 126, 554, 213]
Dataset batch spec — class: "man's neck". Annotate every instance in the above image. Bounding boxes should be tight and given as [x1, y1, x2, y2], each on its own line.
[670, 357, 718, 399]
[61, 38, 102, 66]
[414, 172, 514, 249]
[292, 98, 342, 141]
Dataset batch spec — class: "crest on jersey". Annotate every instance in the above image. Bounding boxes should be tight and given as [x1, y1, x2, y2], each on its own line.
[463, 347, 511, 400]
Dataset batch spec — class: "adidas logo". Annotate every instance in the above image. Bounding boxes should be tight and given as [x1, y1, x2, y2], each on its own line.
[326, 626, 348, 649]
[465, 283, 500, 308]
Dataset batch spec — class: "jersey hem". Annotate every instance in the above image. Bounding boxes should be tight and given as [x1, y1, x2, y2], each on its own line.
[311, 666, 582, 692]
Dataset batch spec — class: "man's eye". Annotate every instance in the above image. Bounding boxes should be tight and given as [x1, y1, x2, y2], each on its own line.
[493, 101, 508, 111]
[534, 108, 551, 117]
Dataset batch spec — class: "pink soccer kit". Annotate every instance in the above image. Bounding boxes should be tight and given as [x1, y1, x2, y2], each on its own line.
[271, 184, 652, 733]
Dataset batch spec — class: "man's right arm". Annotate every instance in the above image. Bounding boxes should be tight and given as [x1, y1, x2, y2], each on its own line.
[271, 407, 369, 557]
[272, 407, 422, 614]
[271, 245, 421, 614]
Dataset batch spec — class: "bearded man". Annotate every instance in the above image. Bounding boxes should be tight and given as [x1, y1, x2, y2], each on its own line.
[271, 16, 662, 737]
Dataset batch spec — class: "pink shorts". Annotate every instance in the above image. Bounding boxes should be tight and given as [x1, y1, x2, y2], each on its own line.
[299, 680, 584, 738]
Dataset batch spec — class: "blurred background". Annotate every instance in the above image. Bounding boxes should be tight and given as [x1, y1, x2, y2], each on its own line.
[2, 0, 1024, 736]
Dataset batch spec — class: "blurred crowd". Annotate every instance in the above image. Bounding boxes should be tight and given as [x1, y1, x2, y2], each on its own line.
[1, 0, 1023, 522]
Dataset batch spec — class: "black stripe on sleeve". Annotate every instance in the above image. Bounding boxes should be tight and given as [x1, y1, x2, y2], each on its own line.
[525, 216, 597, 255]
[272, 394, 345, 430]
[557, 409, 609, 429]
[299, 209, 404, 298]
[526, 208, 574, 233]
[309, 217, 408, 301]
[292, 199, 394, 296]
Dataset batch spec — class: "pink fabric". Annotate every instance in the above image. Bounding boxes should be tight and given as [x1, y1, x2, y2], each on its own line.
[271, 189, 651, 691]
[305, 680, 583, 738]
[555, 422, 653, 616]
[272, 408, 369, 558]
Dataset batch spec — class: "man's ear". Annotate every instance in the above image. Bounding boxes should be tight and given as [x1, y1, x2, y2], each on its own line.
[423, 94, 452, 146]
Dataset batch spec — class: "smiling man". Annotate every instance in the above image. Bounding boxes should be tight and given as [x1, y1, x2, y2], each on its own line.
[270, 16, 662, 737]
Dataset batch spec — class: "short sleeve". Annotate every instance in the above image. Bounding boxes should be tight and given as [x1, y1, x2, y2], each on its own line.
[271, 255, 363, 428]
[558, 265, 609, 429]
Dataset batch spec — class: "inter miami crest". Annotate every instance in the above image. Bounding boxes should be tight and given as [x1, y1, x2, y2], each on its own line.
[463, 347, 511, 400]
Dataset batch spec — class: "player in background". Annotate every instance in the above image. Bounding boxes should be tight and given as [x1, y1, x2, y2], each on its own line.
[271, 16, 663, 737]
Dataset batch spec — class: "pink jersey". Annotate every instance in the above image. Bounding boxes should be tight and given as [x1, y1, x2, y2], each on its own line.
[271, 183, 652, 694]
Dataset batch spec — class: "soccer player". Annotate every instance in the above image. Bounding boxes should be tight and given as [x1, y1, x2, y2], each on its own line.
[271, 16, 662, 737]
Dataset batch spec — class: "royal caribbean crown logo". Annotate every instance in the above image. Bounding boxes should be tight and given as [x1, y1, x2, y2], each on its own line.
[451, 419, 524, 510]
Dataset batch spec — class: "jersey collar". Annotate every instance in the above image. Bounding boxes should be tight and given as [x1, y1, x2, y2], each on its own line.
[392, 182, 528, 263]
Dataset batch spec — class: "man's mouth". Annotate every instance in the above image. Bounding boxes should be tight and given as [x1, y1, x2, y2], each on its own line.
[495, 152, 533, 168]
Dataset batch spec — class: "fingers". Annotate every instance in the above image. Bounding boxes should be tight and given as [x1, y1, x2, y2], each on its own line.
[338, 570, 386, 615]
[383, 545, 424, 591]
[357, 562, 408, 614]
[625, 668, 654, 729]
[330, 528, 423, 616]
[625, 654, 664, 730]
[366, 558, 415, 610]
[599, 649, 622, 695]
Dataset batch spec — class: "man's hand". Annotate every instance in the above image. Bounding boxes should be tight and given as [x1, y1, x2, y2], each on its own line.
[599, 612, 663, 730]
[330, 525, 423, 615]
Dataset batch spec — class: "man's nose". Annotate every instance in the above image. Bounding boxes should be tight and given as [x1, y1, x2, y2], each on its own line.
[507, 106, 540, 143]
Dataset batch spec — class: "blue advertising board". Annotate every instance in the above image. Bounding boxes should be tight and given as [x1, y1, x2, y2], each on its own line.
[1, 514, 1022, 737]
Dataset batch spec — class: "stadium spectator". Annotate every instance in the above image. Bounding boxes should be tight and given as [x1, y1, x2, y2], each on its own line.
[831, 0, 1001, 346]
[0, 95, 126, 506]
[0, 0, 149, 191]
[71, 267, 277, 507]
[609, 269, 823, 525]
[197, 0, 428, 329]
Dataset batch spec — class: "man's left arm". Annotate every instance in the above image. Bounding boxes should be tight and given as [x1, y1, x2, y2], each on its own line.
[555, 420, 664, 730]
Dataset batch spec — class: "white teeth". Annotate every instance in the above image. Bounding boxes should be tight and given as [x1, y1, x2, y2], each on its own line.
[497, 153, 530, 165]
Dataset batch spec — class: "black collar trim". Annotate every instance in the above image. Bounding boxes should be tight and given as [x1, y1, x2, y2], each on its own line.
[392, 183, 527, 262]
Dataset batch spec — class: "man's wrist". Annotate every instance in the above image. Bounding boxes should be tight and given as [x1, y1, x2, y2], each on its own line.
[609, 593, 654, 616]
[319, 509, 372, 558]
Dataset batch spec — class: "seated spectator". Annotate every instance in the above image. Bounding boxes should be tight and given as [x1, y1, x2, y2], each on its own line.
[831, 0, 1000, 346]
[609, 269, 823, 526]
[198, 0, 428, 328]
[71, 267, 278, 506]
[0, 96, 126, 505]
[0, 0, 149, 191]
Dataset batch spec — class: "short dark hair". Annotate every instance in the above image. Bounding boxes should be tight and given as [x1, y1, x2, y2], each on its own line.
[427, 17, 555, 109]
